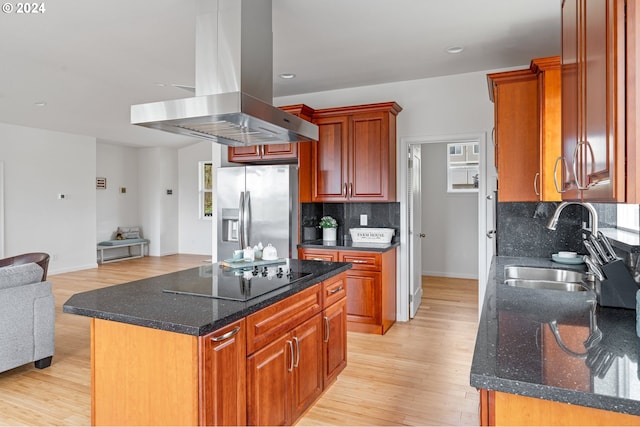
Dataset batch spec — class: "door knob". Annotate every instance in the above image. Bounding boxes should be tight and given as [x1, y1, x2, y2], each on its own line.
[419, 233, 426, 238]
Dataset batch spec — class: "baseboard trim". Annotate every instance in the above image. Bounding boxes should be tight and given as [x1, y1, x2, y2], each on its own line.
[422, 270, 479, 280]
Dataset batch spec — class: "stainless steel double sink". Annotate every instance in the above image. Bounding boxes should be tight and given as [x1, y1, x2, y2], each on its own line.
[504, 265, 590, 292]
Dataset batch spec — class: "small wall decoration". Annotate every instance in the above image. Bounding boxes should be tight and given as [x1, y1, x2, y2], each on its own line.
[96, 177, 107, 189]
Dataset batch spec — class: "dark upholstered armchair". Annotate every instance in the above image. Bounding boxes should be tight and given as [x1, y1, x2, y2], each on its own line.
[0, 252, 49, 280]
[0, 253, 54, 373]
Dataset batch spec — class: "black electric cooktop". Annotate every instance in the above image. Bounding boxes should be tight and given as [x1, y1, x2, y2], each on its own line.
[163, 264, 311, 302]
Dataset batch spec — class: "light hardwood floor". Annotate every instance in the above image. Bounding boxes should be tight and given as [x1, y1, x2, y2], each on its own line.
[0, 256, 480, 426]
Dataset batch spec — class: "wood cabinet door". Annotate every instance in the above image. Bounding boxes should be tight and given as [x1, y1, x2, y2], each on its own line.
[349, 111, 392, 201]
[263, 143, 298, 160]
[312, 115, 349, 201]
[345, 270, 381, 326]
[291, 314, 323, 420]
[323, 298, 347, 388]
[491, 71, 540, 202]
[581, 0, 625, 201]
[228, 146, 262, 163]
[199, 319, 247, 426]
[531, 56, 562, 202]
[561, 0, 582, 200]
[247, 333, 293, 426]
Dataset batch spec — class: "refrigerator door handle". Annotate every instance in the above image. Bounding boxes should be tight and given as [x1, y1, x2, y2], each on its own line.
[238, 191, 245, 249]
[244, 191, 251, 248]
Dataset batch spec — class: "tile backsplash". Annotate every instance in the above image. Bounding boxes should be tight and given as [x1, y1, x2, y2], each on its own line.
[300, 202, 400, 241]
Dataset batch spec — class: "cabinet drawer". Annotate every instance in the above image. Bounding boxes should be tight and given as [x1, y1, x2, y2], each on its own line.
[298, 249, 338, 262]
[246, 284, 321, 354]
[340, 251, 381, 271]
[322, 272, 347, 308]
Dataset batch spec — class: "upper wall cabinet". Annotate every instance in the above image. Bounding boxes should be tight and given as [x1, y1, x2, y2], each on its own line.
[310, 102, 402, 202]
[487, 56, 562, 202]
[227, 104, 315, 164]
[560, 0, 639, 202]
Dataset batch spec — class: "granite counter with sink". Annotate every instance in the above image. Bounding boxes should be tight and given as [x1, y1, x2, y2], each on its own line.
[471, 256, 640, 421]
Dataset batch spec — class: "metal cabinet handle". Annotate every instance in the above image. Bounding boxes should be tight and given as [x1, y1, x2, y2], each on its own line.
[328, 285, 344, 295]
[533, 172, 540, 197]
[312, 257, 324, 261]
[349, 183, 353, 198]
[211, 326, 241, 342]
[287, 340, 294, 372]
[553, 156, 569, 193]
[572, 141, 596, 190]
[350, 259, 368, 264]
[486, 230, 496, 239]
[342, 183, 347, 197]
[293, 337, 300, 368]
[323, 316, 330, 343]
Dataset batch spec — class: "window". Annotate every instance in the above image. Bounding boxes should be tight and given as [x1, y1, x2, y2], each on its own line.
[617, 204, 639, 232]
[199, 161, 213, 218]
[447, 142, 479, 192]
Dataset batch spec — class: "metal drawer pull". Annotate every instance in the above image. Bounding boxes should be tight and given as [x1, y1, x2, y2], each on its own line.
[211, 326, 241, 342]
[287, 340, 294, 372]
[293, 337, 300, 368]
[312, 257, 323, 261]
[351, 259, 369, 264]
[324, 316, 330, 343]
[328, 286, 344, 295]
[533, 172, 540, 197]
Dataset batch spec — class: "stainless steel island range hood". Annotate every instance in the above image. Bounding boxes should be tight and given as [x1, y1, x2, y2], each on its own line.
[131, 0, 318, 146]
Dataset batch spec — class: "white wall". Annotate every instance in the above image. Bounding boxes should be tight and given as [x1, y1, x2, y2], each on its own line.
[421, 143, 478, 279]
[178, 141, 218, 256]
[0, 122, 97, 274]
[138, 147, 179, 256]
[96, 142, 141, 240]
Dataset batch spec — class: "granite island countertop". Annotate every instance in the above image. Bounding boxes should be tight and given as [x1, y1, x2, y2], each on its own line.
[63, 259, 351, 337]
[471, 256, 640, 416]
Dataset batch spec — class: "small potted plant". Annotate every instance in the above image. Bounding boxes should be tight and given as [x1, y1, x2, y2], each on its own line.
[319, 216, 338, 241]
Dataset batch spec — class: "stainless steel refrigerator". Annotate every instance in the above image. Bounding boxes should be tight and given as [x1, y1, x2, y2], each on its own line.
[216, 165, 298, 261]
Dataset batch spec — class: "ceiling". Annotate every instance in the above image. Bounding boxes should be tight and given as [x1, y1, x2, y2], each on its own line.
[0, 0, 562, 148]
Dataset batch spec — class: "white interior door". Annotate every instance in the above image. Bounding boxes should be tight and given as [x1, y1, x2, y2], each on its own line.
[408, 145, 423, 318]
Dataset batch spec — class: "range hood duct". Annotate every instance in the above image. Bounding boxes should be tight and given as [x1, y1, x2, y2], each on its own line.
[130, 0, 318, 146]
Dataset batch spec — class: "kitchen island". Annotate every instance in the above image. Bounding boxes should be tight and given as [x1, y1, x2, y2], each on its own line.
[471, 256, 640, 425]
[63, 259, 351, 426]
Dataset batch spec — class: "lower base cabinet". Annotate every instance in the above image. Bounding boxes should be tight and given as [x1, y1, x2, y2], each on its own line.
[200, 320, 247, 426]
[90, 273, 347, 427]
[480, 389, 640, 426]
[299, 248, 397, 334]
[323, 297, 347, 387]
[247, 314, 323, 426]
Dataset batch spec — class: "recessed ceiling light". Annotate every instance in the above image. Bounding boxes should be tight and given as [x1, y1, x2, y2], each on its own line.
[34, 101, 47, 107]
[279, 73, 296, 79]
[446, 46, 464, 54]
